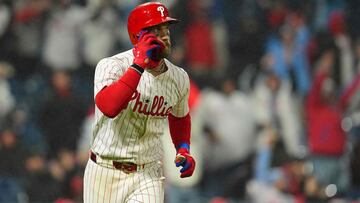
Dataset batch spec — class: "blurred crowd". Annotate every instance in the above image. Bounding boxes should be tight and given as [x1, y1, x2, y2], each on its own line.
[0, 0, 360, 202]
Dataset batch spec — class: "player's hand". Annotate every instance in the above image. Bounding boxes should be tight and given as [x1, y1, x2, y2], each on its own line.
[132, 31, 165, 70]
[174, 143, 195, 178]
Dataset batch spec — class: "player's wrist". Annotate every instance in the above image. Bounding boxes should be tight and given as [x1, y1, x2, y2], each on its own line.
[176, 142, 190, 154]
[130, 63, 144, 74]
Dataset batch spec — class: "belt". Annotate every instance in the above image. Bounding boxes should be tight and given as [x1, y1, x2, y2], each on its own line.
[90, 151, 145, 174]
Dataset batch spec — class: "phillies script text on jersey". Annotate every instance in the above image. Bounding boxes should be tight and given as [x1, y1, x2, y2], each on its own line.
[130, 90, 173, 117]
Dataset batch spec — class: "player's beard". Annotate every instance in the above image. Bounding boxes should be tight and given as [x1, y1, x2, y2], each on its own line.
[159, 45, 171, 59]
[156, 40, 171, 60]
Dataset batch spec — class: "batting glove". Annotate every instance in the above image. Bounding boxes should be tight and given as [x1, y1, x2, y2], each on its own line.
[133, 31, 165, 70]
[175, 143, 195, 178]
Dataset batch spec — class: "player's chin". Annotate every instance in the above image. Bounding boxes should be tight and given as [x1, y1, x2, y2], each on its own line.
[159, 47, 171, 59]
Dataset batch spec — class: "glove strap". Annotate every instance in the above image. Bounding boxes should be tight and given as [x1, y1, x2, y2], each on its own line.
[130, 64, 144, 74]
[176, 142, 190, 152]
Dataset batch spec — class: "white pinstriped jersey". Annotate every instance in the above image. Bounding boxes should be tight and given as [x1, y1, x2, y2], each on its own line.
[91, 49, 190, 165]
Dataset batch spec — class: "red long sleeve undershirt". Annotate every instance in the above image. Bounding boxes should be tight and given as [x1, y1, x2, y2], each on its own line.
[95, 68, 141, 118]
[168, 113, 191, 148]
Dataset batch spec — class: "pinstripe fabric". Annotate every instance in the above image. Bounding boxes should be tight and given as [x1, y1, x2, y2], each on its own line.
[91, 50, 189, 163]
[84, 159, 165, 203]
[84, 49, 189, 202]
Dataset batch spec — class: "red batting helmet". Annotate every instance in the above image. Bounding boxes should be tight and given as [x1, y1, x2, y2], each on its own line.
[127, 2, 179, 45]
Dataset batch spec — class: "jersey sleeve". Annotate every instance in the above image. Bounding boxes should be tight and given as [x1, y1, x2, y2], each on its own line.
[171, 70, 190, 117]
[94, 57, 127, 97]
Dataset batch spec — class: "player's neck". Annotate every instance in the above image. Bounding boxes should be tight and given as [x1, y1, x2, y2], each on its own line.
[147, 60, 167, 76]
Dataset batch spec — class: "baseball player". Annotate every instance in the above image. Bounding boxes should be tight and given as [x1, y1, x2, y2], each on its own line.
[83, 2, 195, 203]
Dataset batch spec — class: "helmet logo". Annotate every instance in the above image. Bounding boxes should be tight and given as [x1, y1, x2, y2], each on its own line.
[157, 6, 165, 17]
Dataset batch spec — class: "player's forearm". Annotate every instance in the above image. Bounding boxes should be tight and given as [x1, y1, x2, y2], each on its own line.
[95, 68, 141, 118]
[168, 113, 191, 148]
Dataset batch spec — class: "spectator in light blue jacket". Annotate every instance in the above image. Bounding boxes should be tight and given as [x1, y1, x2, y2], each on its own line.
[265, 18, 311, 96]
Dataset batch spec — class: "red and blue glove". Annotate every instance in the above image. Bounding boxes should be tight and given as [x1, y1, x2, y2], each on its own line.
[132, 31, 165, 70]
[175, 143, 195, 178]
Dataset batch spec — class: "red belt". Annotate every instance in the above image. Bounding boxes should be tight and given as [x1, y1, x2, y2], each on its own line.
[90, 151, 144, 174]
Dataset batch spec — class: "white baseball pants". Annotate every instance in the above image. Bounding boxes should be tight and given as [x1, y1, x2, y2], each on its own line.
[83, 159, 165, 203]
